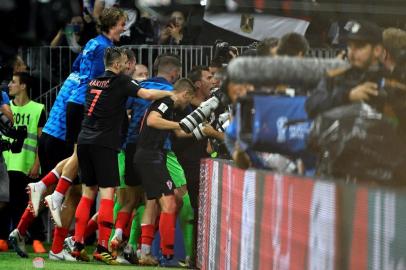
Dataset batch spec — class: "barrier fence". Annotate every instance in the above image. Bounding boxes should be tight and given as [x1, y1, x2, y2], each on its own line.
[197, 159, 406, 270]
[19, 45, 339, 110]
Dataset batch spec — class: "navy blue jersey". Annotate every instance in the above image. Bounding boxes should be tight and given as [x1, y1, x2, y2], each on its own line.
[78, 71, 140, 150]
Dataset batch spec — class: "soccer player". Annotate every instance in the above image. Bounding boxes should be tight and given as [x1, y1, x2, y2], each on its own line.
[27, 7, 127, 226]
[134, 78, 196, 266]
[71, 47, 174, 265]
[114, 55, 189, 264]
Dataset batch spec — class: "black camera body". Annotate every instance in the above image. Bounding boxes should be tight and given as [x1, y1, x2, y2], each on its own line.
[213, 40, 237, 64]
[0, 112, 27, 153]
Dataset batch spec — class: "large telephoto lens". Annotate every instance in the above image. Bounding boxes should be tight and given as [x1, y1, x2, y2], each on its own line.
[179, 96, 220, 133]
[180, 109, 205, 133]
[192, 123, 206, 140]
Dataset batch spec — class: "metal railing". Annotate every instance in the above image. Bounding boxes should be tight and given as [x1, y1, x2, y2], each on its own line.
[22, 45, 340, 111]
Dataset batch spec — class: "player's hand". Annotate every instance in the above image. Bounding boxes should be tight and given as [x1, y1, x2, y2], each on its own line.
[349, 82, 379, 102]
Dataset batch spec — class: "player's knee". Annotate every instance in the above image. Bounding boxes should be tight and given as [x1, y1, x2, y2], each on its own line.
[161, 196, 177, 213]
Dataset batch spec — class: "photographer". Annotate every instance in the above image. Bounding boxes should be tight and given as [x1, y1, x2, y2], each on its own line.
[173, 66, 213, 210]
[2, 72, 47, 254]
[306, 20, 386, 118]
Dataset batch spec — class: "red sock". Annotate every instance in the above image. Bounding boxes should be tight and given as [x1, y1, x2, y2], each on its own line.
[159, 212, 176, 256]
[115, 211, 131, 231]
[74, 197, 93, 244]
[51, 227, 69, 254]
[123, 213, 135, 239]
[17, 207, 35, 236]
[55, 176, 72, 195]
[141, 224, 155, 246]
[98, 199, 114, 249]
[41, 170, 59, 187]
[84, 218, 98, 240]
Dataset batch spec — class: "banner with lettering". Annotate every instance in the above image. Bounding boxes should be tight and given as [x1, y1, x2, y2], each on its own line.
[197, 159, 406, 270]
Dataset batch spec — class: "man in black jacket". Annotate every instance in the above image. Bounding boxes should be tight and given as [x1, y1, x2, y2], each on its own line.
[306, 20, 386, 118]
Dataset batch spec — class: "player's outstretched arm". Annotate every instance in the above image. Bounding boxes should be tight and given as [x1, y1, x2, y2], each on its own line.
[137, 88, 173, 101]
[147, 111, 180, 130]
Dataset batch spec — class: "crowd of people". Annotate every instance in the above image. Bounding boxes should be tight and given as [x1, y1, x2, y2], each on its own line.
[0, 3, 405, 269]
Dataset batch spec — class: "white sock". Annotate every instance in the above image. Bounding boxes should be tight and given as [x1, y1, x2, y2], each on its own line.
[35, 181, 47, 194]
[141, 244, 151, 255]
[114, 228, 123, 241]
[51, 191, 64, 206]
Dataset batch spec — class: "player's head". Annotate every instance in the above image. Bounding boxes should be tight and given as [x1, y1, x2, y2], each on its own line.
[133, 64, 149, 81]
[123, 48, 136, 76]
[99, 7, 126, 42]
[173, 78, 196, 109]
[156, 55, 181, 83]
[188, 66, 213, 99]
[104, 47, 127, 74]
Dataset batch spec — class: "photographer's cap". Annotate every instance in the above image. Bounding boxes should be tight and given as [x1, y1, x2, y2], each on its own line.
[345, 20, 383, 44]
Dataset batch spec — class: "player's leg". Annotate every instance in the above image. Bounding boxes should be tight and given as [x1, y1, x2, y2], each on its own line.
[49, 184, 81, 261]
[166, 151, 194, 262]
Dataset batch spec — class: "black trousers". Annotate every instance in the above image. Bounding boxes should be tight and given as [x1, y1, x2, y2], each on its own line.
[0, 171, 45, 241]
[177, 160, 201, 212]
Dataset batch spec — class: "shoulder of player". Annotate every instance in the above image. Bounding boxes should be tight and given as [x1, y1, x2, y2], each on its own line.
[152, 96, 173, 108]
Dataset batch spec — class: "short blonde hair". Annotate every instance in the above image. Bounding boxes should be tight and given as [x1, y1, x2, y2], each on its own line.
[383, 28, 406, 57]
[99, 7, 126, 33]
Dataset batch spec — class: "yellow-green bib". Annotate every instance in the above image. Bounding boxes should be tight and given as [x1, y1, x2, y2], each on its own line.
[3, 100, 44, 174]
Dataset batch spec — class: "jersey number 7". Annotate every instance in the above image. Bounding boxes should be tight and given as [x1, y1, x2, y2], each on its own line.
[87, 89, 102, 116]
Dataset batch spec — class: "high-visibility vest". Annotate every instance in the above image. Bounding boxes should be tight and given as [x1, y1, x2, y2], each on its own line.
[3, 100, 45, 174]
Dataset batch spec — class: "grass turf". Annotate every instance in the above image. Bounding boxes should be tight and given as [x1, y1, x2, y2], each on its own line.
[0, 250, 176, 270]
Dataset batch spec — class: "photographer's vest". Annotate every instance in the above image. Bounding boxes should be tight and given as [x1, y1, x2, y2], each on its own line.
[3, 101, 44, 175]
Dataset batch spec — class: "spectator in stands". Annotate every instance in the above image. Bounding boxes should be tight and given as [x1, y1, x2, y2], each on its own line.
[50, 15, 97, 53]
[159, 11, 193, 45]
[305, 20, 385, 118]
[130, 10, 160, 44]
[3, 72, 47, 255]
[12, 56, 28, 73]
